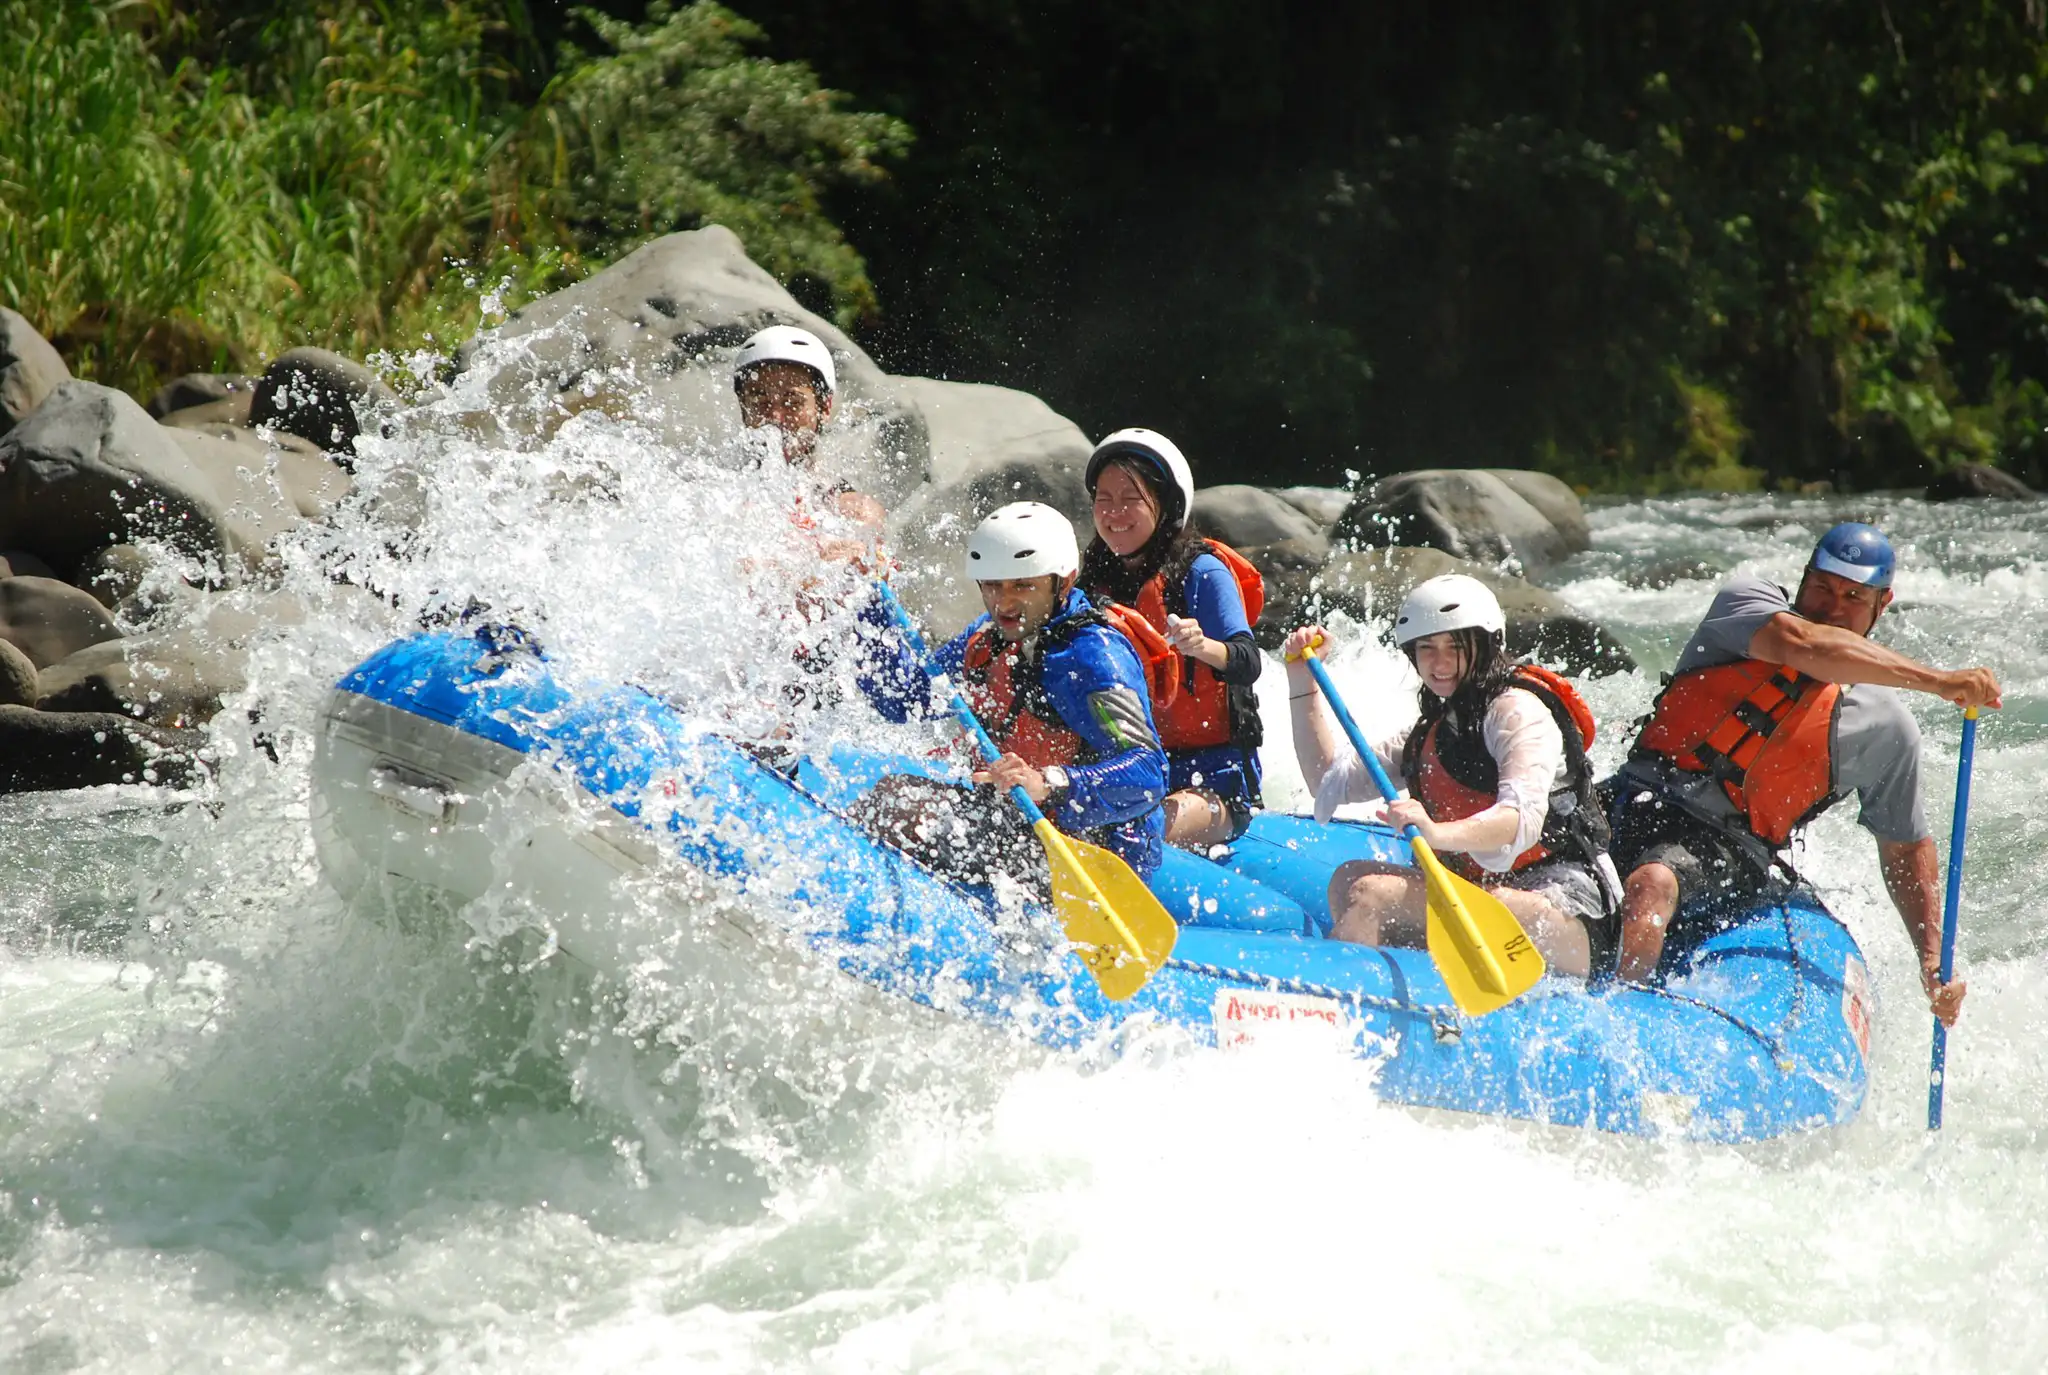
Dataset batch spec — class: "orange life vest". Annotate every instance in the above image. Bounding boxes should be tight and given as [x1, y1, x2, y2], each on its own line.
[1131, 541, 1266, 751]
[1404, 665, 1601, 878]
[959, 604, 1176, 769]
[1632, 660, 1840, 846]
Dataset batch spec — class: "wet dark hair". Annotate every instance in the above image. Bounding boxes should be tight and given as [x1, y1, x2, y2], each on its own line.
[1404, 626, 1513, 729]
[1078, 459, 1207, 610]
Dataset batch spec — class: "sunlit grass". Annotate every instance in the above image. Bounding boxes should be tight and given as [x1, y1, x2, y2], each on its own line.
[0, 0, 908, 396]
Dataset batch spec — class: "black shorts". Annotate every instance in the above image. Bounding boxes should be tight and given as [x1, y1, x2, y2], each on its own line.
[843, 775, 1050, 902]
[1493, 858, 1620, 974]
[1603, 781, 1785, 926]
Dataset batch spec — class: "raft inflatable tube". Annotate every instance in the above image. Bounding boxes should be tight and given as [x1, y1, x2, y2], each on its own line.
[310, 627, 1875, 1143]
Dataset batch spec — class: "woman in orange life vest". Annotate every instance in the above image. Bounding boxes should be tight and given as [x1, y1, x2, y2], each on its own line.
[1282, 575, 1620, 977]
[1080, 428, 1266, 851]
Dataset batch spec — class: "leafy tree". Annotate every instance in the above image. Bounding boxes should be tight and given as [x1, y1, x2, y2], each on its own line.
[0, 0, 908, 394]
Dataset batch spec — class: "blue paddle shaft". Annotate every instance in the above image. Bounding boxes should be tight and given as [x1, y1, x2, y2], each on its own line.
[1303, 653, 1415, 835]
[872, 582, 1047, 826]
[1928, 710, 1979, 1131]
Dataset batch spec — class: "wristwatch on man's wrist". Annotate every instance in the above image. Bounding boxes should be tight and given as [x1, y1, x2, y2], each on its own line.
[1041, 765, 1070, 802]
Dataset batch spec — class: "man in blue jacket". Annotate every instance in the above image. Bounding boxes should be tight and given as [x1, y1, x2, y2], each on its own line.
[852, 502, 1170, 887]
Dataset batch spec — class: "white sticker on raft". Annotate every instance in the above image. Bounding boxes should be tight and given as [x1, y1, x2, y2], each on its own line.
[1213, 987, 1356, 1049]
[1841, 955, 1873, 1064]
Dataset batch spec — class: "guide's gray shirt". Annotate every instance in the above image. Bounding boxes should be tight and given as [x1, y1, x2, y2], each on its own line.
[1616, 573, 1929, 845]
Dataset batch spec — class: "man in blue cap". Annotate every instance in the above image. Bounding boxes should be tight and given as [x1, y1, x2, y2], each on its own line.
[1606, 523, 2000, 1024]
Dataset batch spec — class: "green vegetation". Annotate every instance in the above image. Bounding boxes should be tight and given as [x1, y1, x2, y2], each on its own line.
[745, 0, 2048, 492]
[8, 0, 2047, 493]
[0, 0, 907, 395]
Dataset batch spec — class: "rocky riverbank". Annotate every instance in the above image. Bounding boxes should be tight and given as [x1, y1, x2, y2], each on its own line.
[16, 225, 2021, 796]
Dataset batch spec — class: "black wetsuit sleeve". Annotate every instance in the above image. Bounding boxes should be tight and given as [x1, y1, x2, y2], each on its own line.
[1216, 633, 1263, 686]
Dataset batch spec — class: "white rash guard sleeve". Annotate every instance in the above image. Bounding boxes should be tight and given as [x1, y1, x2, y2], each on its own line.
[1465, 687, 1568, 872]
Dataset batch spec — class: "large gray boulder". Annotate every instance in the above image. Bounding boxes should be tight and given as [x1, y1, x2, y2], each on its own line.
[0, 576, 124, 668]
[450, 226, 928, 505]
[1314, 546, 1634, 676]
[1333, 469, 1587, 581]
[1191, 484, 1332, 644]
[250, 347, 396, 458]
[884, 379, 1099, 627]
[163, 424, 353, 568]
[166, 419, 350, 519]
[1484, 469, 1591, 552]
[887, 454, 1095, 630]
[1194, 484, 1326, 552]
[0, 703, 209, 793]
[0, 382, 235, 579]
[146, 373, 256, 423]
[897, 376, 1093, 489]
[1, 309, 70, 435]
[1271, 485, 1351, 530]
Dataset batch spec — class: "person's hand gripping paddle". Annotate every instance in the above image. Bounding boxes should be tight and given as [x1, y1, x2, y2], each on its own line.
[1289, 638, 1546, 1015]
[873, 583, 1177, 1001]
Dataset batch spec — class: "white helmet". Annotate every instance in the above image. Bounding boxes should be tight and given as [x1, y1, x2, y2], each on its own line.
[1086, 428, 1196, 533]
[1393, 574, 1506, 647]
[733, 324, 836, 397]
[965, 502, 1081, 582]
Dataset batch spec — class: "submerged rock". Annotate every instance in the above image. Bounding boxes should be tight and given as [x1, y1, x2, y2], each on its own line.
[0, 703, 210, 793]
[1315, 546, 1635, 676]
[0, 381, 236, 578]
[0, 638, 36, 708]
[1333, 469, 1588, 581]
[0, 308, 70, 435]
[1926, 463, 2036, 502]
[0, 575, 124, 668]
[36, 629, 249, 728]
[147, 373, 256, 423]
[0, 550, 58, 581]
[251, 347, 396, 459]
[163, 424, 353, 569]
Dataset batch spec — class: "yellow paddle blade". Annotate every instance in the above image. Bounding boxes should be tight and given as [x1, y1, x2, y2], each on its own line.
[1034, 818, 1178, 1001]
[1411, 839, 1546, 1016]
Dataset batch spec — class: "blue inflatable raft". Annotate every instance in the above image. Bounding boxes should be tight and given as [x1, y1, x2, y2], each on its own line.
[310, 627, 1875, 1143]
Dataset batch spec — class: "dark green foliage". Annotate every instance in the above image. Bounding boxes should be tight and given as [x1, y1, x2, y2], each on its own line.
[742, 0, 2048, 491]
[0, 0, 907, 395]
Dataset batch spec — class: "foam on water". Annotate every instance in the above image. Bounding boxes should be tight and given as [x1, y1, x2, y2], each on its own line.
[3, 372, 2046, 1373]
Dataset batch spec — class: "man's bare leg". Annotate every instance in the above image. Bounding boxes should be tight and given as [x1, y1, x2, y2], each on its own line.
[1162, 789, 1235, 850]
[1327, 861, 1428, 947]
[1616, 862, 1680, 982]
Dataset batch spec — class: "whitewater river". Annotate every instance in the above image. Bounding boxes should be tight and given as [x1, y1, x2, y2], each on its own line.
[2, 412, 2044, 1373]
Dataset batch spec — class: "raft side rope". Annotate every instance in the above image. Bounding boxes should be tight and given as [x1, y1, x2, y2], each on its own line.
[1166, 956, 1468, 1041]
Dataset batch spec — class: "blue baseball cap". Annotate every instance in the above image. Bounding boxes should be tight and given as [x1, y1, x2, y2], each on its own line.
[1808, 522, 1895, 588]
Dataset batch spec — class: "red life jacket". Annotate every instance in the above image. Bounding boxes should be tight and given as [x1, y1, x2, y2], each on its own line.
[1131, 541, 1266, 751]
[959, 603, 1176, 768]
[1402, 665, 1602, 878]
[1632, 660, 1840, 846]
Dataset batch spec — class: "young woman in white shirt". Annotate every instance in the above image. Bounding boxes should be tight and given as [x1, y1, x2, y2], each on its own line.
[1283, 575, 1619, 978]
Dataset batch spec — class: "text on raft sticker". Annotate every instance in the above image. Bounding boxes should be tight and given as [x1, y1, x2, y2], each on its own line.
[1213, 987, 1357, 1049]
[1839, 955, 1872, 1065]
